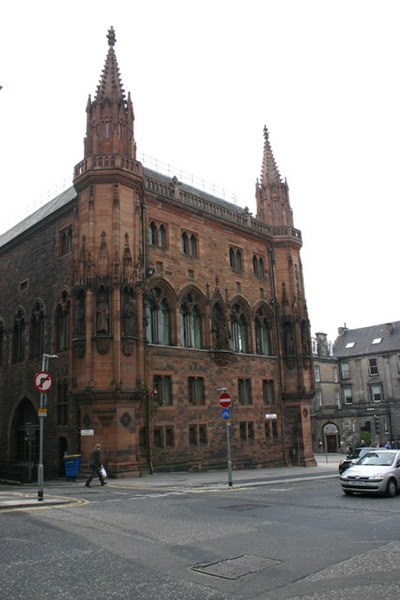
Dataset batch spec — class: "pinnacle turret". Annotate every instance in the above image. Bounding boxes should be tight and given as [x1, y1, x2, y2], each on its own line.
[260, 126, 282, 186]
[94, 26, 126, 104]
[80, 27, 136, 161]
[255, 126, 293, 227]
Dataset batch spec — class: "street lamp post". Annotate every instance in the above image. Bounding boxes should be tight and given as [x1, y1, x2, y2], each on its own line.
[37, 353, 58, 502]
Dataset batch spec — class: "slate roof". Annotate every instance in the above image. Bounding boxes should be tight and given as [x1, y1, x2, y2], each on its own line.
[0, 166, 246, 251]
[333, 322, 400, 357]
[0, 186, 77, 250]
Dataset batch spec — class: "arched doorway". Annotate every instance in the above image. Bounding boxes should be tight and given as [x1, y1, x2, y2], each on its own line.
[323, 422, 339, 452]
[9, 397, 38, 481]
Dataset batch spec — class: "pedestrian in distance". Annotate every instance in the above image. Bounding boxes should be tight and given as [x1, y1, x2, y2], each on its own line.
[85, 443, 107, 487]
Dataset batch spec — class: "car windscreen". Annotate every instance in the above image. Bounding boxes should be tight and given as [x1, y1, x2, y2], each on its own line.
[358, 452, 396, 466]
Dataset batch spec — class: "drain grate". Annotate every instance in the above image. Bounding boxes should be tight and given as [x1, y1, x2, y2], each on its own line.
[192, 554, 283, 580]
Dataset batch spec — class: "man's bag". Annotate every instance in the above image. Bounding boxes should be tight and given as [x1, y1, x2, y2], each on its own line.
[100, 465, 107, 479]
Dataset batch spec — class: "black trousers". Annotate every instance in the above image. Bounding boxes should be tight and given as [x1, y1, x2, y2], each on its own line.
[86, 466, 105, 486]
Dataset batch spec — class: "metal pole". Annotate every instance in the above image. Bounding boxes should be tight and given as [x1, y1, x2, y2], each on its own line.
[37, 353, 58, 502]
[226, 421, 233, 487]
[28, 440, 32, 483]
[37, 354, 48, 501]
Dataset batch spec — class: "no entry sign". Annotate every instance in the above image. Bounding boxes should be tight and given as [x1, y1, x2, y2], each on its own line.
[219, 391, 231, 408]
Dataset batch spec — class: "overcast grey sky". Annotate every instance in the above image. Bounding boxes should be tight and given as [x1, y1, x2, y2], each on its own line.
[1, 0, 398, 344]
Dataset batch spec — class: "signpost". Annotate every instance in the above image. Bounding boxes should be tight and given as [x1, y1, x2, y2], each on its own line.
[218, 390, 233, 487]
[25, 422, 35, 482]
[35, 354, 58, 502]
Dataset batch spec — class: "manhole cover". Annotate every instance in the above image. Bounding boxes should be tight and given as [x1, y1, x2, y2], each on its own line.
[192, 554, 283, 580]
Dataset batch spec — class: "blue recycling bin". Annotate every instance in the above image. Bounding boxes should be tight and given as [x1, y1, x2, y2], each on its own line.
[63, 454, 81, 481]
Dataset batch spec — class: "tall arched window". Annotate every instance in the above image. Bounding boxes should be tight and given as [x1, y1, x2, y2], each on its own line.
[158, 225, 166, 248]
[55, 291, 70, 352]
[230, 302, 248, 353]
[182, 231, 197, 256]
[229, 247, 243, 272]
[146, 287, 170, 345]
[181, 232, 189, 254]
[12, 309, 26, 363]
[30, 301, 45, 359]
[180, 292, 202, 348]
[149, 222, 157, 245]
[253, 255, 265, 277]
[189, 234, 197, 257]
[255, 305, 272, 355]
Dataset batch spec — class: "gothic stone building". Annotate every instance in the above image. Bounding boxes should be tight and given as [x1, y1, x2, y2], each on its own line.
[0, 28, 315, 480]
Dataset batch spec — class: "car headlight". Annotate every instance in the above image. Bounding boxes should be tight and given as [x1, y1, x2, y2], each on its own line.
[368, 473, 384, 481]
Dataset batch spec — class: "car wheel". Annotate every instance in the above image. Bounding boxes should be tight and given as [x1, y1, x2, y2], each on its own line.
[343, 490, 353, 495]
[385, 479, 397, 498]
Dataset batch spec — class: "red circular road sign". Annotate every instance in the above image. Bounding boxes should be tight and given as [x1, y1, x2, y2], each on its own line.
[34, 371, 53, 393]
[219, 392, 231, 408]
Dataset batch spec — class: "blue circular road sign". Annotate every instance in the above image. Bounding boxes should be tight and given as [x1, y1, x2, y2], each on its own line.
[221, 408, 231, 420]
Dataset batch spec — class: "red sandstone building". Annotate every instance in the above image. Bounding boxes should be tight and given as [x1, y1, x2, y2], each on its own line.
[0, 28, 315, 480]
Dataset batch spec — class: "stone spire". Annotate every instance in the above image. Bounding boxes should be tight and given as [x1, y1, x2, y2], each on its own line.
[260, 126, 282, 186]
[83, 27, 136, 160]
[94, 27, 125, 104]
[255, 126, 293, 227]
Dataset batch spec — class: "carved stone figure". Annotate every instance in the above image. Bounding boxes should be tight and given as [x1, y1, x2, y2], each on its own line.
[123, 296, 135, 336]
[96, 294, 109, 334]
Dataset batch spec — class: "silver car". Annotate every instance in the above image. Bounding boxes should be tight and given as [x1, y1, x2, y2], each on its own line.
[340, 449, 400, 497]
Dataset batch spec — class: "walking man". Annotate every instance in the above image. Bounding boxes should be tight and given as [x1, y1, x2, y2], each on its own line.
[85, 443, 106, 487]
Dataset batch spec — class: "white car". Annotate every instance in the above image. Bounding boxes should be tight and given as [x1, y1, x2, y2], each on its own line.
[340, 449, 400, 497]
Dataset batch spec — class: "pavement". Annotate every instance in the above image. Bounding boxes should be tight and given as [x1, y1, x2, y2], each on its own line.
[0, 453, 342, 511]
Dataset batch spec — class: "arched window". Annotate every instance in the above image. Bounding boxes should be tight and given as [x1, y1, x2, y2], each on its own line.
[146, 288, 170, 345]
[149, 222, 157, 245]
[230, 302, 248, 353]
[253, 255, 265, 277]
[230, 247, 243, 272]
[55, 291, 70, 352]
[180, 292, 202, 348]
[189, 234, 197, 257]
[182, 231, 197, 256]
[181, 232, 189, 254]
[229, 248, 235, 269]
[255, 305, 272, 355]
[30, 301, 45, 359]
[12, 309, 26, 363]
[158, 224, 166, 248]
